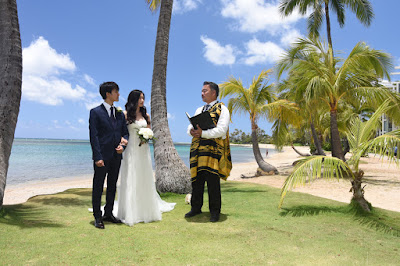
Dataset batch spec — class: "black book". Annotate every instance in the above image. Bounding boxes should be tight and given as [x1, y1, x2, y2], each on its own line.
[186, 111, 216, 130]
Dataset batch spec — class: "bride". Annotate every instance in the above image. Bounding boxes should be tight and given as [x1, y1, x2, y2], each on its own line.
[116, 89, 175, 226]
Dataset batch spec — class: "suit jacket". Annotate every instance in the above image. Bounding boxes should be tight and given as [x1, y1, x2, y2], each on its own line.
[89, 104, 129, 162]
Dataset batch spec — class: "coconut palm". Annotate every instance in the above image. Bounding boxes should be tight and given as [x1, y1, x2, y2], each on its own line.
[279, 100, 400, 212]
[220, 69, 298, 174]
[279, 0, 374, 52]
[0, 0, 22, 209]
[276, 77, 327, 155]
[146, 0, 191, 193]
[277, 37, 396, 160]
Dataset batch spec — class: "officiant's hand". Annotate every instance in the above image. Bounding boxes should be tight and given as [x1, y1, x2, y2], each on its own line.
[116, 145, 124, 154]
[190, 124, 202, 138]
[95, 160, 105, 167]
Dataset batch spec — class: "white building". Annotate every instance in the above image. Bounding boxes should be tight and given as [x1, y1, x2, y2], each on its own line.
[378, 78, 400, 135]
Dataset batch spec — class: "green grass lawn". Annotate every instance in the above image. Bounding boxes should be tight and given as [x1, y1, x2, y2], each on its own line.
[1, 181, 399, 265]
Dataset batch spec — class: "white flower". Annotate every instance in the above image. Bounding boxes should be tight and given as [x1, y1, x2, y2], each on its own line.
[137, 128, 154, 146]
[116, 107, 123, 112]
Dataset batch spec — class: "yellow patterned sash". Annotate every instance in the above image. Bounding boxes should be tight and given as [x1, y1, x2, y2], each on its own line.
[189, 102, 232, 181]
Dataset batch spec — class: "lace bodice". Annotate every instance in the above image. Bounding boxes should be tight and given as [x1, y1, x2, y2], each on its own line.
[128, 119, 148, 130]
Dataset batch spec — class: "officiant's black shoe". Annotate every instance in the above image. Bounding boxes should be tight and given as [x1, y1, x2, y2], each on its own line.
[94, 218, 105, 229]
[102, 214, 122, 224]
[210, 213, 220, 223]
[185, 210, 202, 218]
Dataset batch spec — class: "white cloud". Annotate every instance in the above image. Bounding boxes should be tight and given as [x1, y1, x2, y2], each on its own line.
[243, 38, 285, 65]
[167, 112, 175, 120]
[78, 118, 85, 125]
[280, 29, 302, 47]
[84, 74, 96, 86]
[83, 91, 102, 110]
[220, 0, 305, 35]
[22, 36, 93, 106]
[173, 0, 202, 14]
[200, 35, 236, 65]
[23, 36, 76, 77]
[23, 75, 86, 105]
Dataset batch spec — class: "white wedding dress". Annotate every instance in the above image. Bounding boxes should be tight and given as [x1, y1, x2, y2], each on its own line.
[114, 119, 176, 226]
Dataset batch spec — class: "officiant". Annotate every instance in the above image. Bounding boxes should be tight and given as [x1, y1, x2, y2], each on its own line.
[185, 81, 232, 222]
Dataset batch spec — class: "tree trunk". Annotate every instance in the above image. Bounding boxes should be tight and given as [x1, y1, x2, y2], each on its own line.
[310, 121, 325, 155]
[330, 109, 345, 160]
[291, 145, 310, 157]
[350, 170, 371, 212]
[150, 0, 191, 194]
[251, 122, 278, 174]
[325, 2, 333, 51]
[342, 137, 350, 158]
[325, 2, 335, 66]
[0, 0, 22, 209]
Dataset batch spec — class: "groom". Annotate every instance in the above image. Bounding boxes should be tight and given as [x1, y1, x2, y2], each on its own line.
[89, 81, 129, 229]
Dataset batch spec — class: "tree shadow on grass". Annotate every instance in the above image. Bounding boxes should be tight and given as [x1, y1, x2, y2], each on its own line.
[222, 182, 267, 193]
[0, 205, 64, 228]
[28, 196, 88, 207]
[63, 188, 92, 197]
[280, 202, 400, 237]
[25, 188, 91, 207]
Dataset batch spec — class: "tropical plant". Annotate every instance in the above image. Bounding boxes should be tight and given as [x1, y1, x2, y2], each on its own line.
[279, 0, 374, 52]
[0, 0, 23, 209]
[279, 100, 400, 212]
[220, 70, 298, 174]
[276, 78, 327, 155]
[277, 37, 397, 160]
[146, 0, 191, 193]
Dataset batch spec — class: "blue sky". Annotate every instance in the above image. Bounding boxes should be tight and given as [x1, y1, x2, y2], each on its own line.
[15, 0, 400, 142]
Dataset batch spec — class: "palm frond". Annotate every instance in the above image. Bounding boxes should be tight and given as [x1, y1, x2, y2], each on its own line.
[330, 0, 345, 27]
[343, 0, 374, 26]
[279, 156, 353, 208]
[145, 0, 161, 12]
[307, 4, 323, 39]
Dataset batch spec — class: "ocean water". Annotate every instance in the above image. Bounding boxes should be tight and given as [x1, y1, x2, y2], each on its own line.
[7, 138, 274, 185]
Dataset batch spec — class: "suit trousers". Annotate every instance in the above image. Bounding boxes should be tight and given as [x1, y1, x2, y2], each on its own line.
[92, 156, 121, 219]
[191, 171, 221, 215]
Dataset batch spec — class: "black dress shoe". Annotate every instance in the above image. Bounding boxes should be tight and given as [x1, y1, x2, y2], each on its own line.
[94, 218, 105, 229]
[102, 214, 122, 224]
[210, 213, 220, 223]
[184, 210, 202, 218]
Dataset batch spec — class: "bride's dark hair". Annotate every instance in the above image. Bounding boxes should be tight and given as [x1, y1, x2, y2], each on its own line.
[125, 90, 150, 125]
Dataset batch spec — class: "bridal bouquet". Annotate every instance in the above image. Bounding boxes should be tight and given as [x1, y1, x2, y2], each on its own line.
[137, 128, 154, 146]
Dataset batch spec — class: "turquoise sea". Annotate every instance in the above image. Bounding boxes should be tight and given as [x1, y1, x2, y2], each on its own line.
[7, 138, 273, 185]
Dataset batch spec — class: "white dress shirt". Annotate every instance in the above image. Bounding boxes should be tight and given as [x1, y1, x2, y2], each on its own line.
[103, 102, 115, 118]
[187, 100, 230, 139]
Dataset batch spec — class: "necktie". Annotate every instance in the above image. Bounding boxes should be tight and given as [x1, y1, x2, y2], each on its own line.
[110, 107, 116, 127]
[203, 104, 210, 112]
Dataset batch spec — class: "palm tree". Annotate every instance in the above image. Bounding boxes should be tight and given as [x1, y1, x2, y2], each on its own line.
[276, 77, 327, 155]
[277, 37, 395, 160]
[279, 100, 400, 212]
[0, 0, 22, 209]
[220, 69, 298, 174]
[146, 0, 191, 193]
[279, 0, 374, 52]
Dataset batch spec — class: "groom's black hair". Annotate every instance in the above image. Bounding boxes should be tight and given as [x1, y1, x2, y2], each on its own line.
[99, 81, 119, 99]
[203, 81, 219, 97]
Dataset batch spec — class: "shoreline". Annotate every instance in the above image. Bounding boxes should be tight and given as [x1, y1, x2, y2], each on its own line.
[4, 144, 400, 213]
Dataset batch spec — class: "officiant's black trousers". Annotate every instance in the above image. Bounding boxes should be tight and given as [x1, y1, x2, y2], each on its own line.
[191, 171, 221, 214]
[92, 157, 121, 219]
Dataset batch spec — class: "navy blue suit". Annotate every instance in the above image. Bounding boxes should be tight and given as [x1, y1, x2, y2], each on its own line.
[89, 104, 129, 219]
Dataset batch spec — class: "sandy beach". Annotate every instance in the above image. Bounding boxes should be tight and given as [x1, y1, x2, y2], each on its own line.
[4, 144, 400, 212]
